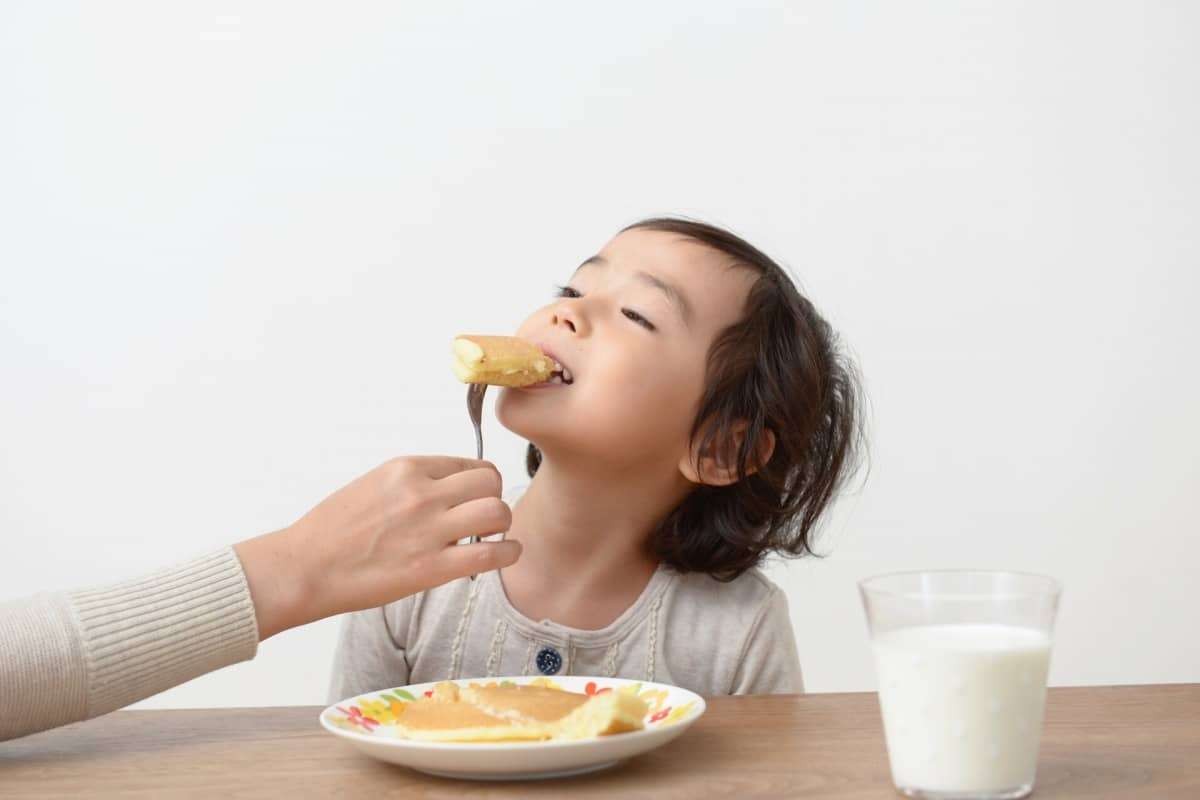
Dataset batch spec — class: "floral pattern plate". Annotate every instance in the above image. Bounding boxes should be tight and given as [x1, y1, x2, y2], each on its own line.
[320, 675, 706, 780]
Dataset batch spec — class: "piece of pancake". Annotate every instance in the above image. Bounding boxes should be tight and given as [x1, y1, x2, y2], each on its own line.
[553, 690, 650, 740]
[452, 335, 556, 387]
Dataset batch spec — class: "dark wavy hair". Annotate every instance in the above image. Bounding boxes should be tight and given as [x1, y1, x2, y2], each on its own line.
[527, 217, 865, 581]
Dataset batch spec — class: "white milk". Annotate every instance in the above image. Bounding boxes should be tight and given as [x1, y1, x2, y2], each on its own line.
[872, 624, 1052, 794]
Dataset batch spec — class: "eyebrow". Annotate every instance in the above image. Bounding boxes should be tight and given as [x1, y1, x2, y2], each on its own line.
[575, 255, 693, 325]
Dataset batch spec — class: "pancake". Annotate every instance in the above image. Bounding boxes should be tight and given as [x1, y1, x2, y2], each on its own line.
[452, 335, 556, 387]
[460, 683, 591, 723]
[390, 682, 547, 742]
[387, 681, 649, 743]
[554, 690, 650, 740]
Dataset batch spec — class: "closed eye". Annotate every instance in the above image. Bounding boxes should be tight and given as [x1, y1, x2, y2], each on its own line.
[556, 285, 655, 331]
[622, 308, 656, 331]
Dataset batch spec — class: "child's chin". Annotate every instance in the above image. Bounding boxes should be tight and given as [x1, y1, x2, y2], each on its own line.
[494, 390, 549, 440]
[495, 400, 584, 456]
[497, 390, 633, 460]
[497, 416, 560, 450]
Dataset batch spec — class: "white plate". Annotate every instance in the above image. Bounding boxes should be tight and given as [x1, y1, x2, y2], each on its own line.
[320, 675, 706, 781]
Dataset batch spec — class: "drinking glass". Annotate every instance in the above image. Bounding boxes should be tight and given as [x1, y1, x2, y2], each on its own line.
[860, 571, 1061, 799]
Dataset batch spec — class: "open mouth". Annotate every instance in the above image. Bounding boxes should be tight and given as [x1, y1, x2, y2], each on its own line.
[539, 346, 574, 386]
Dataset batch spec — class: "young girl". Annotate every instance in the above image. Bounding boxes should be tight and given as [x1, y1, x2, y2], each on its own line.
[329, 218, 862, 697]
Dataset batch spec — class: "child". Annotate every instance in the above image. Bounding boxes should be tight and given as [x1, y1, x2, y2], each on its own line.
[329, 217, 862, 697]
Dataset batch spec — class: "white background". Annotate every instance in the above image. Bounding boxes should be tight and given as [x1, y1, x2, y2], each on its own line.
[2, 2, 1196, 708]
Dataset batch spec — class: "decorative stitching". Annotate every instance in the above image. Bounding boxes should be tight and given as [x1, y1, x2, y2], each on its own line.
[484, 619, 508, 677]
[604, 641, 620, 677]
[644, 595, 663, 681]
[522, 638, 536, 675]
[447, 578, 481, 680]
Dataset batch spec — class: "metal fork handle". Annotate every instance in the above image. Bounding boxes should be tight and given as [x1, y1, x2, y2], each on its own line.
[465, 383, 488, 579]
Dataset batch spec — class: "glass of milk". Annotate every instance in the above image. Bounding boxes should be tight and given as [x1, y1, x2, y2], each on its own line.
[860, 571, 1061, 799]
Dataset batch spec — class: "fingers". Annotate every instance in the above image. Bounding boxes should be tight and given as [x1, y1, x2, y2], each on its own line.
[439, 495, 512, 543]
[397, 455, 496, 480]
[435, 466, 503, 508]
[427, 540, 523, 585]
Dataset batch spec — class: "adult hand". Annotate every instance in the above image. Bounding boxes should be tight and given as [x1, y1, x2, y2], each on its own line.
[233, 456, 518, 639]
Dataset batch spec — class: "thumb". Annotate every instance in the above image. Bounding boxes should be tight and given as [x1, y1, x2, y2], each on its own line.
[429, 540, 522, 585]
[409, 455, 497, 480]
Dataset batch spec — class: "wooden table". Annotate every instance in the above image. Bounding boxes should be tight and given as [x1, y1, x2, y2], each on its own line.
[1, 685, 1196, 798]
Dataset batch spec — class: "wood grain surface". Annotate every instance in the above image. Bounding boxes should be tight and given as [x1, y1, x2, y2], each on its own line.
[1, 685, 1196, 798]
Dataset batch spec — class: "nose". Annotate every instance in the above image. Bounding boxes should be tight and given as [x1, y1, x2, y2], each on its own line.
[552, 311, 576, 333]
[551, 299, 587, 335]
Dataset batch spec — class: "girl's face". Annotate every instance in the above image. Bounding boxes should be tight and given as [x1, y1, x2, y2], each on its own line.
[496, 228, 756, 476]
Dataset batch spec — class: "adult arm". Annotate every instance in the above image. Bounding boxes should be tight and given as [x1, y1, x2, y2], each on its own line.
[0, 456, 520, 741]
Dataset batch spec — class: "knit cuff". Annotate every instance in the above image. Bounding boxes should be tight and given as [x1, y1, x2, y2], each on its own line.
[0, 592, 88, 740]
[69, 548, 260, 715]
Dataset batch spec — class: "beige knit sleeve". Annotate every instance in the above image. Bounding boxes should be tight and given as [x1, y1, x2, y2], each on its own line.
[0, 548, 259, 741]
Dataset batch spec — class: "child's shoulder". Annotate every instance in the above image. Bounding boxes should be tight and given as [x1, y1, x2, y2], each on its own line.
[665, 566, 783, 628]
[659, 567, 794, 694]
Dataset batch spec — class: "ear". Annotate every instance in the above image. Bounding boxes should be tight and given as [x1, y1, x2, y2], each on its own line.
[678, 422, 776, 487]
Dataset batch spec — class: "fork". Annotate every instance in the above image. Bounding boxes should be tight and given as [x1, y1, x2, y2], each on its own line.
[465, 382, 488, 580]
